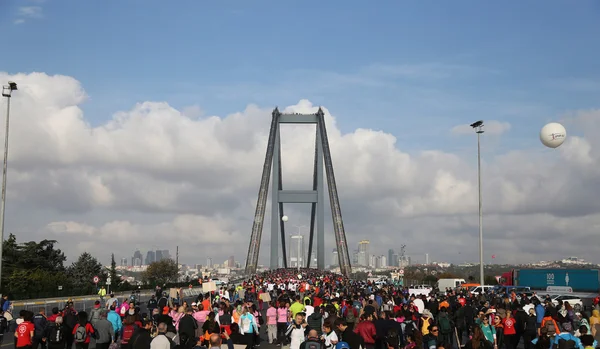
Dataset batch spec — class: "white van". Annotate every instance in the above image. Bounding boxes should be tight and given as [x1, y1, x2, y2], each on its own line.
[469, 285, 495, 295]
[437, 278, 466, 291]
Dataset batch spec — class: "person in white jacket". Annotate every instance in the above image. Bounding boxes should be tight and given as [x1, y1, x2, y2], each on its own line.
[237, 306, 258, 349]
[286, 313, 309, 349]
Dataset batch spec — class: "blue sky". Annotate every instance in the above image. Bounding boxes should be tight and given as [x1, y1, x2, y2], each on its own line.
[1, 0, 599, 153]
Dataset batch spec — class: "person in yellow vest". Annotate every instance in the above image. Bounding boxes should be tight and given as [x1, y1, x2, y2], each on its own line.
[98, 286, 107, 301]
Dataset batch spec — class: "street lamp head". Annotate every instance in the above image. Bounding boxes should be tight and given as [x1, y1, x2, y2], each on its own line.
[471, 120, 484, 134]
[470, 120, 483, 129]
[281, 215, 288, 222]
[2, 82, 17, 98]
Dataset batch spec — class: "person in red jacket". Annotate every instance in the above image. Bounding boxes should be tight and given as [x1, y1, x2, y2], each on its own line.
[354, 313, 376, 349]
[72, 312, 95, 349]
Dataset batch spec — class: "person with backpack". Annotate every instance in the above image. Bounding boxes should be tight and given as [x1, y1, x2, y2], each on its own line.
[45, 316, 68, 349]
[88, 301, 102, 325]
[437, 307, 453, 347]
[72, 312, 95, 349]
[540, 309, 561, 338]
[342, 301, 358, 331]
[120, 315, 139, 349]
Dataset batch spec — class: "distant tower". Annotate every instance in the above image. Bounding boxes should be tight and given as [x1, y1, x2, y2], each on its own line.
[244, 108, 352, 276]
[425, 253, 429, 265]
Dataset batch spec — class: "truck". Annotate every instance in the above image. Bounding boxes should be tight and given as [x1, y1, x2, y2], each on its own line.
[437, 278, 466, 291]
[500, 268, 600, 293]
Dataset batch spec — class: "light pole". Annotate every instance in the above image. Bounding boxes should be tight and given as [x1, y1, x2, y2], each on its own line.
[0, 82, 17, 295]
[470, 120, 484, 285]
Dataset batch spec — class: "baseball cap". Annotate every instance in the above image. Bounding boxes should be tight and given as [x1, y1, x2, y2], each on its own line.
[191, 302, 197, 306]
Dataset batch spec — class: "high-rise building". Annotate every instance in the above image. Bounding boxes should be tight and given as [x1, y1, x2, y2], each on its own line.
[352, 250, 359, 264]
[206, 258, 213, 268]
[228, 256, 235, 268]
[132, 250, 143, 267]
[120, 257, 128, 266]
[425, 253, 429, 265]
[155, 250, 163, 261]
[289, 235, 305, 268]
[331, 249, 339, 267]
[145, 251, 156, 265]
[388, 249, 394, 265]
[379, 255, 387, 268]
[358, 240, 370, 266]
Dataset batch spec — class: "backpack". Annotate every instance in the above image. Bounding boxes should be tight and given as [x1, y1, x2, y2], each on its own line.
[344, 306, 357, 323]
[545, 320, 557, 336]
[305, 340, 323, 349]
[49, 325, 64, 344]
[74, 324, 87, 343]
[439, 315, 452, 334]
[557, 339, 576, 349]
[121, 324, 136, 344]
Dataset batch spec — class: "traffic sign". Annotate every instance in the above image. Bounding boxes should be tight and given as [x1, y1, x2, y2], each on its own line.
[58, 286, 63, 291]
[106, 277, 112, 285]
[93, 276, 99, 284]
[399, 269, 405, 276]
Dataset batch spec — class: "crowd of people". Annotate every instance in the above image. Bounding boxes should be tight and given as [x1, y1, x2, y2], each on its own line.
[3, 269, 600, 349]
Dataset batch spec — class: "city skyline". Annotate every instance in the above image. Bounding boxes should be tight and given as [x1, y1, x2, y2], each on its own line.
[0, 2, 599, 265]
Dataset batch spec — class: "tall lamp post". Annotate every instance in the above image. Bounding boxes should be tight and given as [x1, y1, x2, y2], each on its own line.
[0, 82, 17, 295]
[470, 120, 484, 285]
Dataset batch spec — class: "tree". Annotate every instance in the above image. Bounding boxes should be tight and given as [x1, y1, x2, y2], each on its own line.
[67, 252, 106, 294]
[484, 275, 498, 285]
[2, 234, 67, 295]
[143, 259, 178, 286]
[110, 253, 119, 291]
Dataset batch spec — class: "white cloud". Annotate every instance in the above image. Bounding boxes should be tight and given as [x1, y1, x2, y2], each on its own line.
[1, 72, 599, 267]
[18, 6, 43, 18]
[451, 120, 511, 136]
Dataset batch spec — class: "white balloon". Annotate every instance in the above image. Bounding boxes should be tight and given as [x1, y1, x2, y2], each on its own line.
[281, 215, 288, 222]
[540, 122, 566, 148]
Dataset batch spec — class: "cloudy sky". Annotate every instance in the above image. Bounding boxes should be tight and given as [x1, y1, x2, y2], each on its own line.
[0, 1, 599, 267]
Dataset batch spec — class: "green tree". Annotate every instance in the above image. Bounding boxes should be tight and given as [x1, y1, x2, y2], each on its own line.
[2, 234, 67, 295]
[109, 253, 119, 291]
[423, 275, 438, 285]
[484, 275, 498, 285]
[143, 259, 178, 286]
[67, 252, 106, 294]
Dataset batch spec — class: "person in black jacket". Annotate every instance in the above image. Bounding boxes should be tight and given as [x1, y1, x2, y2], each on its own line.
[44, 317, 68, 349]
[129, 320, 153, 349]
[178, 308, 197, 345]
[32, 308, 48, 349]
[514, 304, 528, 348]
[334, 318, 362, 349]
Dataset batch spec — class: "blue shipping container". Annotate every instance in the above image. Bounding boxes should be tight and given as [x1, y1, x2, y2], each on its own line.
[516, 269, 599, 292]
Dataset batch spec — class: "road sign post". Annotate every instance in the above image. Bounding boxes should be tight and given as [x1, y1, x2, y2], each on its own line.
[106, 277, 111, 294]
